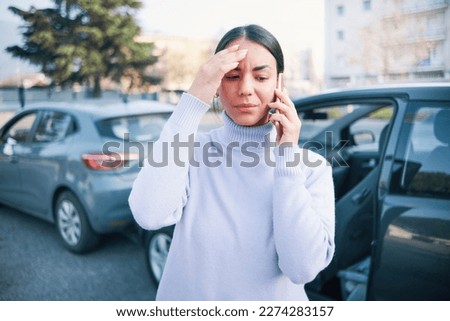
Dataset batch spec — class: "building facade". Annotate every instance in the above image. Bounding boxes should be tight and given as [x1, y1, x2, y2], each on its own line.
[325, 0, 450, 88]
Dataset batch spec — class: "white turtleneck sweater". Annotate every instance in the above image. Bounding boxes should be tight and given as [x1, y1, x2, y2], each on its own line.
[129, 93, 335, 301]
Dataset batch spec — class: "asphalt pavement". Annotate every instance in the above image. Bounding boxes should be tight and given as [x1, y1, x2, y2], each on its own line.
[0, 204, 156, 300]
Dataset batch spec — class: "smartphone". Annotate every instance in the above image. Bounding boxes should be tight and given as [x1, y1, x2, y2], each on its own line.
[269, 73, 284, 115]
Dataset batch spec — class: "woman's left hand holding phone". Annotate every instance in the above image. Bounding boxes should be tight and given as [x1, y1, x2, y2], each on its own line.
[188, 45, 248, 105]
[269, 89, 301, 146]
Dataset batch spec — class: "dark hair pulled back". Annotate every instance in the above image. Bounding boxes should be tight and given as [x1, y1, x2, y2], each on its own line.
[215, 24, 284, 74]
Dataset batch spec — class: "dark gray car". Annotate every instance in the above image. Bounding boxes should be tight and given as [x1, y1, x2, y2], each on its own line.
[294, 83, 450, 300]
[0, 100, 173, 253]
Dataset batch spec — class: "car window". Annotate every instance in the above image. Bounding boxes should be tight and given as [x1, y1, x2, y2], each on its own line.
[33, 111, 73, 143]
[96, 113, 171, 142]
[349, 106, 393, 148]
[1, 112, 37, 143]
[391, 106, 450, 199]
[298, 106, 351, 140]
[297, 102, 394, 200]
[298, 103, 392, 141]
[298, 103, 392, 148]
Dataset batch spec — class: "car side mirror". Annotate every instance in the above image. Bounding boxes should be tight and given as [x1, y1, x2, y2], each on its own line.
[3, 137, 17, 156]
[352, 130, 375, 145]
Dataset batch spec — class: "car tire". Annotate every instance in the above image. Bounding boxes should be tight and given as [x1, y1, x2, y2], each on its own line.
[55, 191, 100, 253]
[145, 227, 173, 285]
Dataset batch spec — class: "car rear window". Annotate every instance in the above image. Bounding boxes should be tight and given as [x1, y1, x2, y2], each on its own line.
[96, 113, 171, 142]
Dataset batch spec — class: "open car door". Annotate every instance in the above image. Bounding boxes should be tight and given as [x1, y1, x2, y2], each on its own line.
[295, 98, 395, 299]
[368, 103, 450, 300]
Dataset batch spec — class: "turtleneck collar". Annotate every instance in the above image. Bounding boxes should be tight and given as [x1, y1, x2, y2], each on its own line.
[220, 111, 276, 148]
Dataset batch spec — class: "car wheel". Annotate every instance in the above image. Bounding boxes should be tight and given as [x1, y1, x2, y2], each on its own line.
[145, 228, 173, 284]
[55, 191, 100, 253]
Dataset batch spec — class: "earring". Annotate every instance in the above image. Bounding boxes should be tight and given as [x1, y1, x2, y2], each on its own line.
[212, 94, 221, 111]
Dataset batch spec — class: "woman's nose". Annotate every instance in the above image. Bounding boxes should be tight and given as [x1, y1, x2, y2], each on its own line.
[238, 76, 254, 96]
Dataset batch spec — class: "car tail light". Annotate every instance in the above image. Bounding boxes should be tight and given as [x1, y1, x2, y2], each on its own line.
[81, 152, 139, 170]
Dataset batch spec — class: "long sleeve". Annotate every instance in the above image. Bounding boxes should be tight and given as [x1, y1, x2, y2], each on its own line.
[272, 145, 335, 284]
[128, 93, 210, 230]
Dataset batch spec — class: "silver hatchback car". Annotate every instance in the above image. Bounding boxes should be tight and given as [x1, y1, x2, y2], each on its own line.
[0, 100, 173, 253]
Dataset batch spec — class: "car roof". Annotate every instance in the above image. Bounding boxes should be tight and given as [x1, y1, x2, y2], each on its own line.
[22, 99, 175, 119]
[294, 83, 450, 107]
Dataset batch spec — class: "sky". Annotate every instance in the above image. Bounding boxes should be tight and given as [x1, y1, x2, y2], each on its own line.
[0, 0, 324, 80]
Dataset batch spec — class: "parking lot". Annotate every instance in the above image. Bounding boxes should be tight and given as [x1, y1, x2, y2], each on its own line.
[0, 204, 156, 300]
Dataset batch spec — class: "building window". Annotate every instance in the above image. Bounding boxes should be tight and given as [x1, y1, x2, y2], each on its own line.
[336, 54, 346, 67]
[337, 30, 345, 40]
[363, 0, 371, 11]
[337, 5, 344, 16]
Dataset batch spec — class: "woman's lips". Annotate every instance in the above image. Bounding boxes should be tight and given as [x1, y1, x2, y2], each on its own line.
[235, 103, 258, 108]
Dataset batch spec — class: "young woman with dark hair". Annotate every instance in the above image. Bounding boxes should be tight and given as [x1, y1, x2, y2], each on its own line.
[129, 24, 335, 300]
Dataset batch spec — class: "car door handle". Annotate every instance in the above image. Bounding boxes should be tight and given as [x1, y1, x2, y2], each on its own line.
[352, 188, 371, 204]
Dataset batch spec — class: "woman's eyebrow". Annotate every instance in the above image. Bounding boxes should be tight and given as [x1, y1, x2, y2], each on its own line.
[233, 65, 271, 71]
[253, 65, 271, 71]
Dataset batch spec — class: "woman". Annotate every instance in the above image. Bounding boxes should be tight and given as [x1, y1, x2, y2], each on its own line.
[129, 24, 335, 300]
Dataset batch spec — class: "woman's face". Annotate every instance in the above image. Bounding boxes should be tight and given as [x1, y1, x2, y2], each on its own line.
[218, 38, 278, 127]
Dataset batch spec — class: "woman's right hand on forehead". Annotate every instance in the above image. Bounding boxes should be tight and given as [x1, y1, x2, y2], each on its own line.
[188, 45, 248, 105]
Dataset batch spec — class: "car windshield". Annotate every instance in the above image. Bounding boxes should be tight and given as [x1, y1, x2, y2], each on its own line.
[96, 113, 171, 141]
